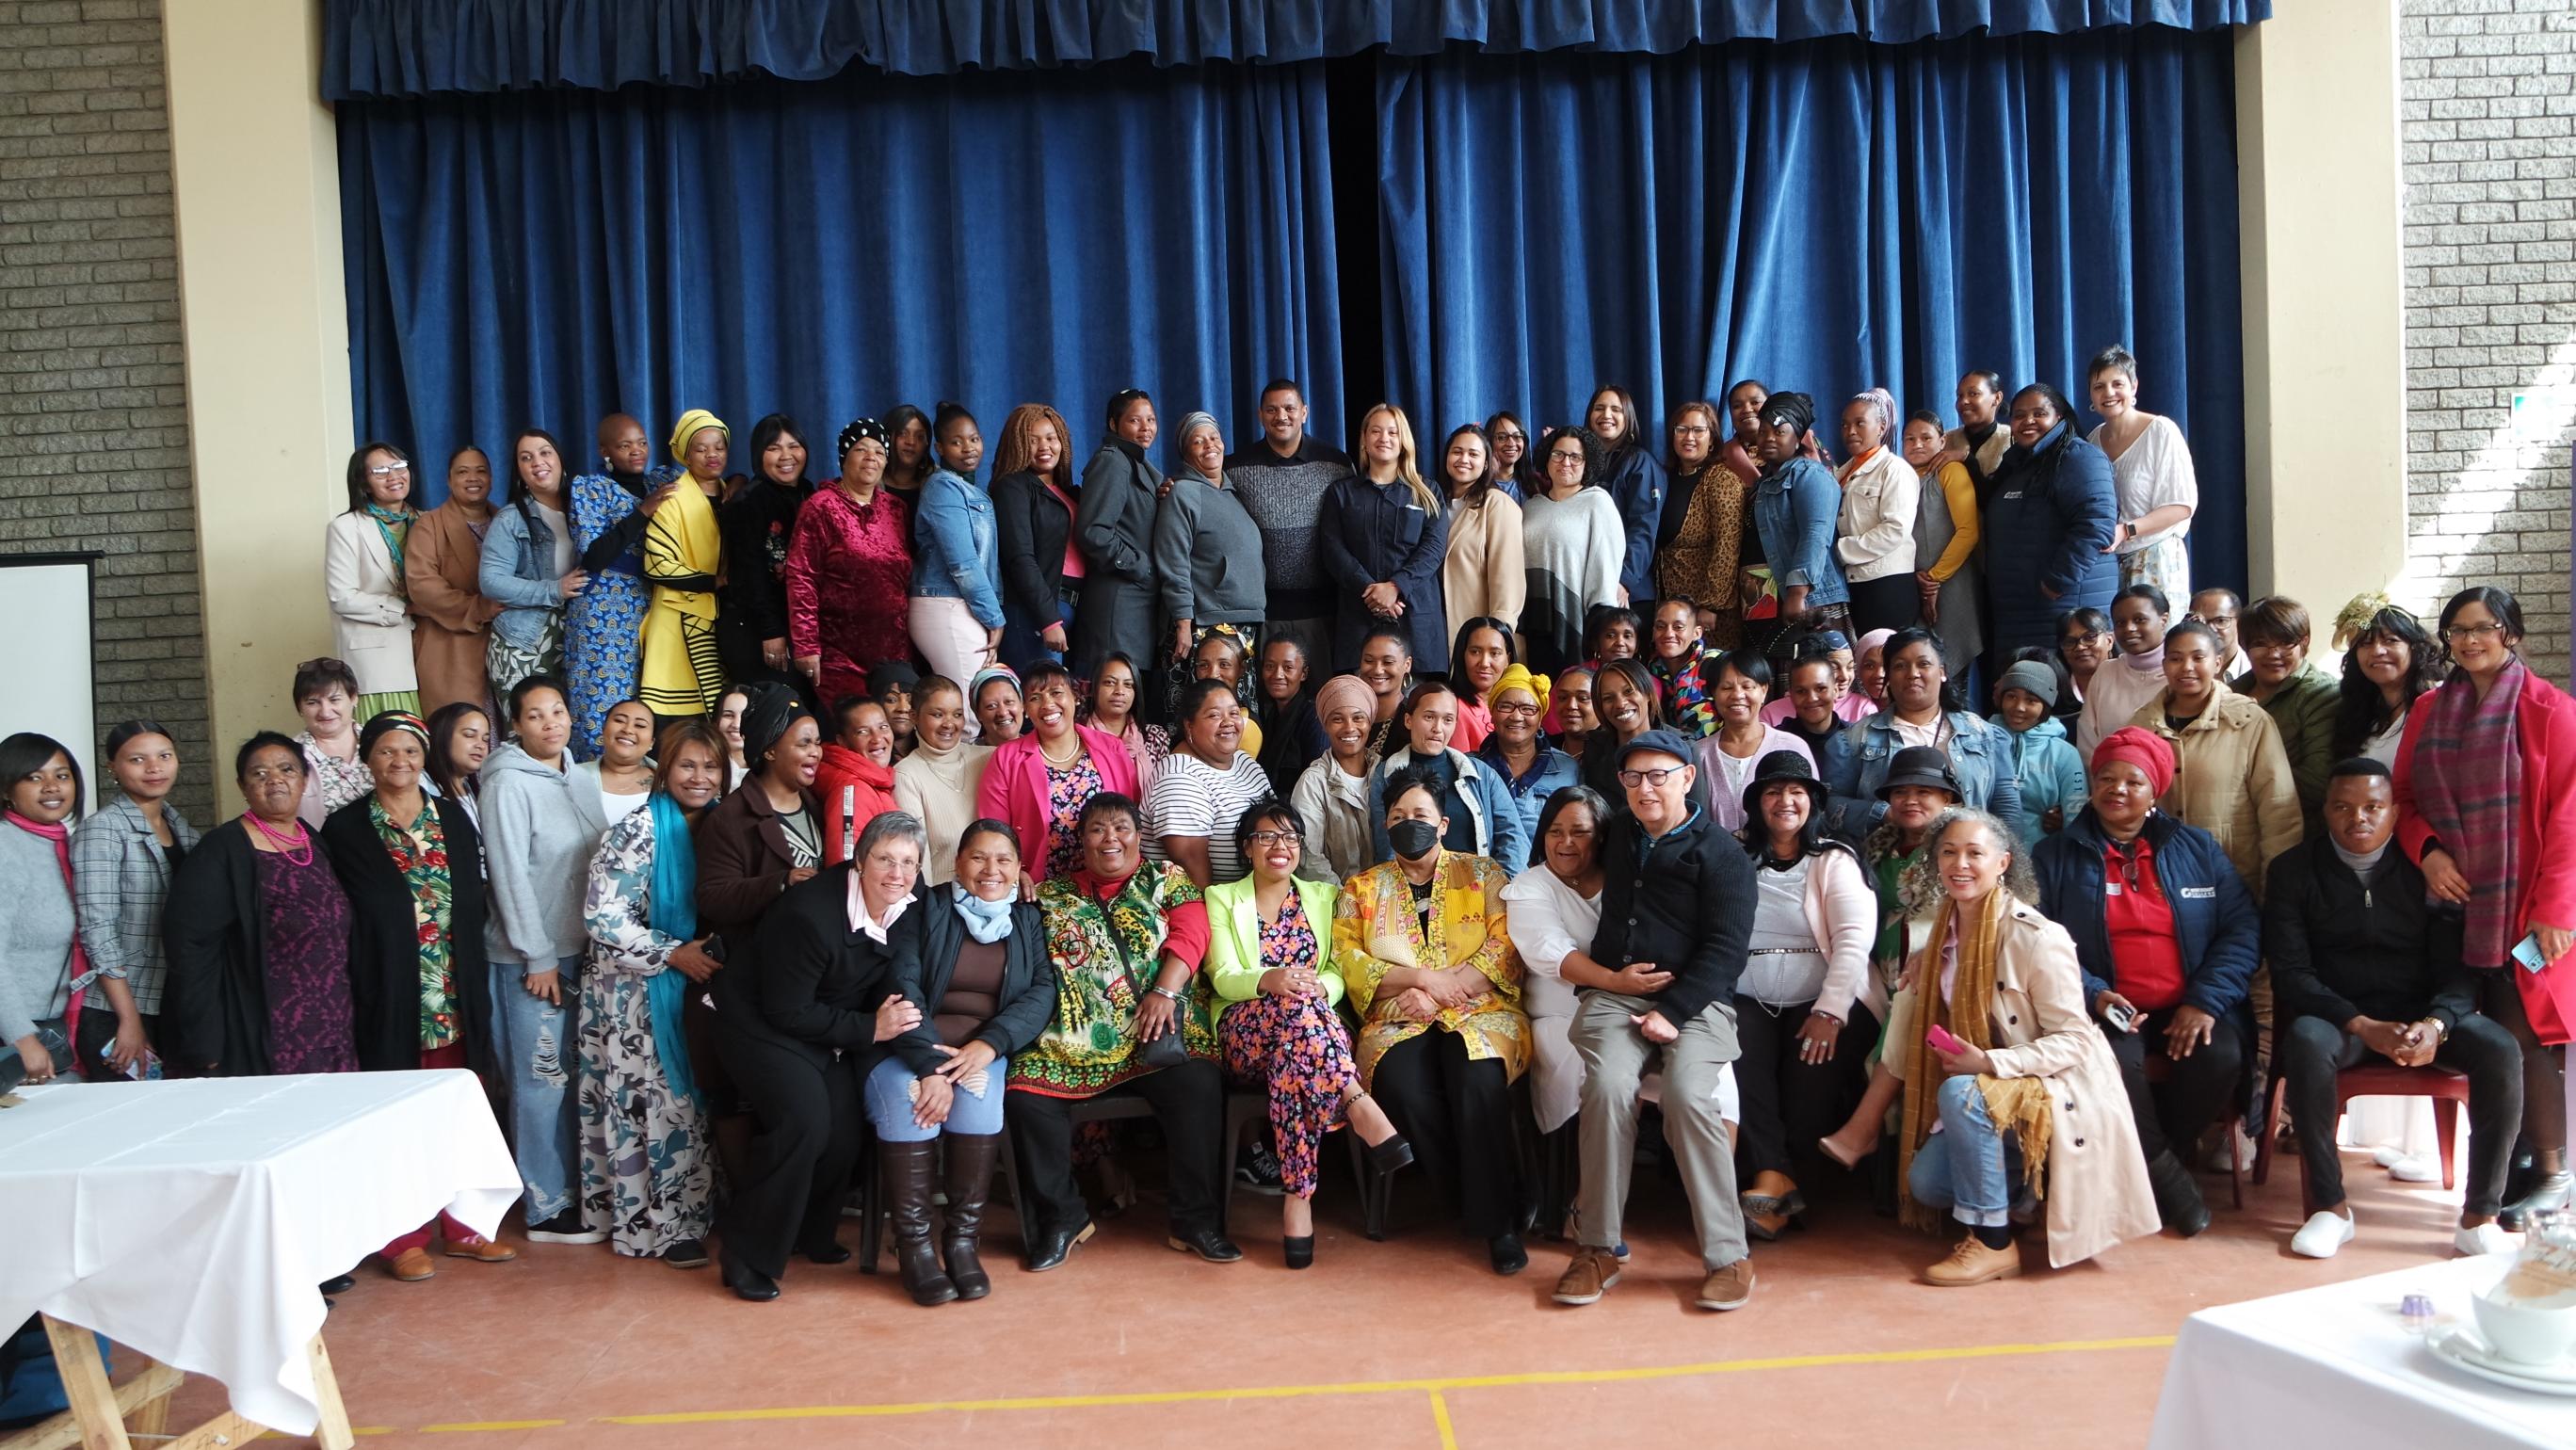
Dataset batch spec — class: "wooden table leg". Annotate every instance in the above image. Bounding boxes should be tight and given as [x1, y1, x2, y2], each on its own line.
[0, 1321, 347, 1450]
[36, 1317, 126, 1450]
[305, 1334, 355, 1450]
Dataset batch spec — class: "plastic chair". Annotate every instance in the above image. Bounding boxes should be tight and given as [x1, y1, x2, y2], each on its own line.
[2251, 1023, 2467, 1217]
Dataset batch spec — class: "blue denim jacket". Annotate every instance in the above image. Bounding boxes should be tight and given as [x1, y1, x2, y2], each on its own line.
[1822, 708, 2024, 840]
[1750, 456, 1849, 607]
[910, 467, 1005, 629]
[478, 498, 565, 649]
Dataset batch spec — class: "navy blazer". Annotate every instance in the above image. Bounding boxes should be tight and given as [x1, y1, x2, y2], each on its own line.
[2033, 807, 2261, 1029]
[1317, 475, 1451, 672]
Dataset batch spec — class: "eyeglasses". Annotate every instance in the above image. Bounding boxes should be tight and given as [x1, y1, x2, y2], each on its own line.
[366, 462, 411, 477]
[1549, 450, 1586, 464]
[1673, 425, 1713, 437]
[1617, 765, 1688, 789]
[2441, 621, 2506, 643]
[1244, 830, 1300, 848]
[1491, 701, 1541, 717]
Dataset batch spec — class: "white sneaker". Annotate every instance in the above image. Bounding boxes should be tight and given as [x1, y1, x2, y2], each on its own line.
[2291, 1209, 2356, 1259]
[2387, 1155, 2439, 1184]
[2455, 1222, 2520, 1256]
[2370, 1146, 2405, 1168]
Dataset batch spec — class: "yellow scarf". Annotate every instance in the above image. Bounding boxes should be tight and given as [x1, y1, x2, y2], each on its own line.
[1895, 888, 2054, 1234]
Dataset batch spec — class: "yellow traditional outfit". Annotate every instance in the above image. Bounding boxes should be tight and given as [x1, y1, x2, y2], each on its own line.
[639, 410, 728, 717]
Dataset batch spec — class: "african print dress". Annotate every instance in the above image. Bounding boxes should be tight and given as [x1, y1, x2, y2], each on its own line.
[1012, 862, 1219, 1099]
[1332, 851, 1527, 1085]
[368, 797, 459, 1050]
[566, 466, 676, 757]
[577, 809, 719, 1255]
[638, 479, 726, 717]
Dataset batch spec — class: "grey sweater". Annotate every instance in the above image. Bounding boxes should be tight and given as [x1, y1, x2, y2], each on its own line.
[0, 825, 77, 1046]
[1151, 473, 1269, 627]
[476, 743, 608, 966]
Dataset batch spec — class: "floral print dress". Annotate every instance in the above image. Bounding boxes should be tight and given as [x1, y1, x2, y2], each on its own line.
[1216, 890, 1363, 1199]
[566, 469, 668, 760]
[576, 808, 718, 1254]
[1042, 752, 1105, 881]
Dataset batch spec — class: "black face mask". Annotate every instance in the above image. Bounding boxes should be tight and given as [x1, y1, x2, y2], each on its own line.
[1389, 818, 1441, 862]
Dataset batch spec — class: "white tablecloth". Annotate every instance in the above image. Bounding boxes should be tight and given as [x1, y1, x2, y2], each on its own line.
[2149, 1256, 2576, 1450]
[0, 1071, 519, 1435]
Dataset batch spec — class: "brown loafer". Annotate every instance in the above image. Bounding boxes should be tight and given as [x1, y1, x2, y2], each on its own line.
[1696, 1259, 1754, 1311]
[1552, 1246, 1623, 1306]
[443, 1235, 518, 1264]
[386, 1247, 437, 1282]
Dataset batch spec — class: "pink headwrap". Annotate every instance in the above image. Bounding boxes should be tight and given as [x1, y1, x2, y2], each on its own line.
[2092, 726, 2177, 798]
[1312, 673, 1375, 728]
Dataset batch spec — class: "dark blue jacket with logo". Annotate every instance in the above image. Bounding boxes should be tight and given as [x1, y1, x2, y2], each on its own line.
[2033, 807, 2261, 1036]
[1984, 421, 2117, 654]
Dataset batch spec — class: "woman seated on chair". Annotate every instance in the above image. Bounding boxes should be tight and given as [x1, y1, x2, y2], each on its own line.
[2032, 728, 2257, 1241]
[1333, 763, 1531, 1275]
[1006, 792, 1240, 1271]
[876, 820, 1060, 1305]
[1205, 801, 1413, 1268]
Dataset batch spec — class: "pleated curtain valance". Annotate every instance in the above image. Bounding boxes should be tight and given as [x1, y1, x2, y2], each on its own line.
[323, 0, 2270, 99]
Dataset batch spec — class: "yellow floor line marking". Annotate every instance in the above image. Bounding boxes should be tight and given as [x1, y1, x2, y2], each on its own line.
[420, 1420, 569, 1433]
[1428, 1389, 1458, 1450]
[595, 1334, 2176, 1426]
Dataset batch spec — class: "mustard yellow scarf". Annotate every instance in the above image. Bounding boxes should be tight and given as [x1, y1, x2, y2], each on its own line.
[1895, 888, 2054, 1234]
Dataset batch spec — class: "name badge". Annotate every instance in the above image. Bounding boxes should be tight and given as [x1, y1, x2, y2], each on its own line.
[2104, 879, 2123, 896]
[2180, 885, 2216, 900]
[2001, 491, 2024, 500]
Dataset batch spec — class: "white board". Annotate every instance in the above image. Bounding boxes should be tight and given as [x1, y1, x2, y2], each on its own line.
[0, 557, 98, 797]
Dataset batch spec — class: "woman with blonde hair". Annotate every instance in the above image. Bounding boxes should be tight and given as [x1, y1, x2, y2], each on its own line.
[1320, 404, 1450, 675]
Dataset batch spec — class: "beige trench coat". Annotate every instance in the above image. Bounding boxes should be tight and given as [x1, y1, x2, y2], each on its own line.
[1886, 897, 2160, 1269]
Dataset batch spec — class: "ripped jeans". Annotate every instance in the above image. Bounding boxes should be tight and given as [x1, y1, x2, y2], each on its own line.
[491, 957, 582, 1222]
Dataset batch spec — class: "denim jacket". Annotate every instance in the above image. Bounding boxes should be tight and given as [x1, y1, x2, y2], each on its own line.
[478, 498, 566, 648]
[910, 467, 1005, 630]
[1750, 456, 1849, 608]
[1822, 708, 2024, 840]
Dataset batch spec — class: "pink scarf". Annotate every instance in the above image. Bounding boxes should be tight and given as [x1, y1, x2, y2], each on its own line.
[7, 810, 90, 1043]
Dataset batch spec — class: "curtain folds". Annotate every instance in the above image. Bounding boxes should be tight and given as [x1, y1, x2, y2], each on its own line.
[340, 59, 1344, 505]
[1375, 25, 2247, 590]
[323, 0, 2270, 98]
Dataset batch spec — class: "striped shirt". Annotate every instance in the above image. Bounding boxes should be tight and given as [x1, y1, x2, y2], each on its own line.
[1143, 751, 1275, 886]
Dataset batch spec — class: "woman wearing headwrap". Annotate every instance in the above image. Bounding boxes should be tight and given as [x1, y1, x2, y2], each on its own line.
[1745, 393, 1854, 668]
[578, 719, 728, 1265]
[1473, 663, 1576, 844]
[716, 414, 816, 698]
[787, 419, 916, 710]
[1292, 672, 1381, 882]
[910, 402, 1006, 694]
[324, 443, 423, 718]
[1153, 411, 1268, 702]
[1880, 807, 2156, 1283]
[565, 415, 678, 758]
[638, 410, 732, 722]
[321, 709, 507, 1279]
[1071, 390, 1166, 687]
[1832, 390, 1921, 636]
[694, 684, 826, 950]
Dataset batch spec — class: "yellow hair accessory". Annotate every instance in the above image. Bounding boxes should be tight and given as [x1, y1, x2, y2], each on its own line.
[667, 408, 730, 459]
[2331, 590, 2397, 652]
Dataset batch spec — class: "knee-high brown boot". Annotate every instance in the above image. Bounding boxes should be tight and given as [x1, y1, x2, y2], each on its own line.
[883, 1139, 958, 1306]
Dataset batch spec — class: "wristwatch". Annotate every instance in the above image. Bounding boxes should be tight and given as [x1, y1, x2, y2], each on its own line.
[2419, 1016, 2449, 1045]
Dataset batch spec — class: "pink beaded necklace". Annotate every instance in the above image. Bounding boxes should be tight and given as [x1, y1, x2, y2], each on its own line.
[244, 813, 314, 866]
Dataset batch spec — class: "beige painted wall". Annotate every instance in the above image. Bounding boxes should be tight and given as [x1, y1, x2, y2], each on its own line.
[162, 0, 351, 813]
[2236, 0, 2408, 608]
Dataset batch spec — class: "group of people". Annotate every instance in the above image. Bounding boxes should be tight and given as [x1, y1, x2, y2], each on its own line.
[3, 363, 2569, 1315]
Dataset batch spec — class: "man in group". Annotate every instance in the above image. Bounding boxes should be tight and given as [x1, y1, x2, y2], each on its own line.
[1554, 729, 1758, 1313]
[2190, 587, 2251, 679]
[1226, 379, 1351, 671]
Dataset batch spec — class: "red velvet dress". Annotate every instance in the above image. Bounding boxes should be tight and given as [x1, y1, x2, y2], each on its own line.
[784, 483, 914, 707]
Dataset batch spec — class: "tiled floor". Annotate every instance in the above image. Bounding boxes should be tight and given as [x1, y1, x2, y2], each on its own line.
[143, 1147, 2483, 1448]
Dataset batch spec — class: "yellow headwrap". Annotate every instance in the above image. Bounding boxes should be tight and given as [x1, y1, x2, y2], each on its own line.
[1487, 662, 1550, 718]
[668, 409, 730, 459]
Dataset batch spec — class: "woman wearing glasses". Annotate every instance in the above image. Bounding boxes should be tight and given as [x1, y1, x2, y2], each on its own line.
[1519, 427, 1626, 676]
[2394, 586, 2576, 1226]
[326, 443, 423, 718]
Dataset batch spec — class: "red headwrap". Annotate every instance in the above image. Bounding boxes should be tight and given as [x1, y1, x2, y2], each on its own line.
[2091, 726, 2176, 798]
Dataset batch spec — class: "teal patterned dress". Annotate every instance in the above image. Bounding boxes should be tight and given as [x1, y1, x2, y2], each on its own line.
[576, 807, 718, 1254]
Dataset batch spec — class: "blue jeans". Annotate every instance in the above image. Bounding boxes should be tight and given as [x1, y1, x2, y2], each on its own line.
[1907, 1073, 2022, 1229]
[490, 957, 582, 1220]
[863, 1054, 1008, 1141]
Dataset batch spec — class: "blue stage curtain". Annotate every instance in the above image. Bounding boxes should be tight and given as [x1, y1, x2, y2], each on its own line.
[324, 0, 2267, 98]
[1376, 24, 2249, 591]
[340, 60, 1343, 505]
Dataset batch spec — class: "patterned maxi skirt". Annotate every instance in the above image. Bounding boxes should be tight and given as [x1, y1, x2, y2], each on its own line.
[486, 610, 564, 706]
[576, 969, 719, 1256]
[566, 572, 650, 759]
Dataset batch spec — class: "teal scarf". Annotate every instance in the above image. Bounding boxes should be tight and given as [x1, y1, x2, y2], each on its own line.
[366, 502, 414, 598]
[644, 793, 701, 1104]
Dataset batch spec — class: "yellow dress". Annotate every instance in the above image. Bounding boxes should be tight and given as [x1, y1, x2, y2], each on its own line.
[1332, 850, 1527, 1085]
[637, 478, 724, 716]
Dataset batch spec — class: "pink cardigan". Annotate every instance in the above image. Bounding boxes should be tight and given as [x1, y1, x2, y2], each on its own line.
[975, 724, 1140, 885]
[1797, 843, 1882, 1025]
[2392, 670, 2576, 1042]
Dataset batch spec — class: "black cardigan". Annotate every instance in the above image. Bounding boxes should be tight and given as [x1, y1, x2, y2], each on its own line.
[716, 475, 813, 649]
[991, 467, 1072, 630]
[1588, 805, 1755, 1031]
[161, 820, 356, 1076]
[711, 863, 906, 1071]
[2265, 840, 2476, 1034]
[320, 794, 490, 1074]
[885, 884, 1057, 1076]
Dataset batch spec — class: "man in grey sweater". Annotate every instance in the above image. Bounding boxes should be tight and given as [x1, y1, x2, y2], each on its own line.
[1225, 379, 1350, 671]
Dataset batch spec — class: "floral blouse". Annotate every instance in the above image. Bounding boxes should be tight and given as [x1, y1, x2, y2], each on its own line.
[369, 798, 459, 1050]
[1042, 751, 1104, 883]
[1332, 851, 1526, 1084]
[584, 808, 684, 976]
[297, 732, 373, 827]
[1013, 862, 1216, 1099]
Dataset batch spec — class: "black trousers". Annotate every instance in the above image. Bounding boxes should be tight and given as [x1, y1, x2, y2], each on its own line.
[1731, 997, 1877, 1181]
[2106, 1007, 2247, 1162]
[713, 1028, 862, 1279]
[2279, 1011, 2522, 1216]
[1006, 1057, 1226, 1237]
[1370, 1028, 1521, 1238]
[1845, 573, 1919, 636]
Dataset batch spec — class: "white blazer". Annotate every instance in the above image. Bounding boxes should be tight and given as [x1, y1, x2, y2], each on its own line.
[1833, 446, 1920, 583]
[323, 510, 418, 696]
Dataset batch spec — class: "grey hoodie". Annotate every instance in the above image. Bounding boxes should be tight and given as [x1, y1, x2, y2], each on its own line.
[477, 743, 607, 966]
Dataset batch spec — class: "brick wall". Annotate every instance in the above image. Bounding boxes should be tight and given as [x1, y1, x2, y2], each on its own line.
[2399, 0, 2576, 685]
[0, 0, 209, 819]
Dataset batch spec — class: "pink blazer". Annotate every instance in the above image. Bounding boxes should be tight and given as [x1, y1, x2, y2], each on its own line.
[975, 724, 1141, 885]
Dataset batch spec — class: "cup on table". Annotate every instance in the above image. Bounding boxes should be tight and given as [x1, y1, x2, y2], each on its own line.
[2471, 1289, 2576, 1366]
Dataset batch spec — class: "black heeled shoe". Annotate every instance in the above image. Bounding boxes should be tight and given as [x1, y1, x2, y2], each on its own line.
[1365, 1132, 1415, 1180]
[720, 1251, 780, 1302]
[317, 1274, 356, 1297]
[1283, 1234, 1315, 1270]
[798, 1238, 853, 1265]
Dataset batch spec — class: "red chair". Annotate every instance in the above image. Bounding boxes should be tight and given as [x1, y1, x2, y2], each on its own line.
[2250, 1021, 2468, 1218]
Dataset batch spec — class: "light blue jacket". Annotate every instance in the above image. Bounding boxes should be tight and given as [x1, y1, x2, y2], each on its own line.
[477, 498, 568, 649]
[1993, 713, 2089, 845]
[1749, 456, 1849, 608]
[1822, 708, 2024, 840]
[1363, 747, 1531, 879]
[1474, 739, 1580, 859]
[910, 467, 1005, 630]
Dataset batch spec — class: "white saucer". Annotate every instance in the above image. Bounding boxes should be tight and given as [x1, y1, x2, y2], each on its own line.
[2426, 1325, 2576, 1395]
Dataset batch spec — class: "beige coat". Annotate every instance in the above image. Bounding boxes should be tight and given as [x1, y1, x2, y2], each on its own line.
[2128, 681, 2303, 897]
[323, 509, 417, 696]
[1441, 490, 1526, 633]
[1886, 897, 2160, 1268]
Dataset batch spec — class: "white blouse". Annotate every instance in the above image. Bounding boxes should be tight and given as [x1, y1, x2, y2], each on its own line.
[2089, 413, 2198, 553]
